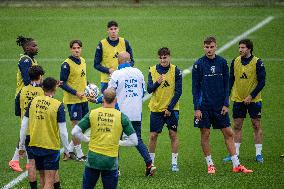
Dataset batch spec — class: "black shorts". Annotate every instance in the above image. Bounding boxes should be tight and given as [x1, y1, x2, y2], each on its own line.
[30, 147, 60, 170]
[194, 109, 230, 129]
[150, 111, 179, 133]
[233, 102, 262, 119]
[67, 102, 89, 121]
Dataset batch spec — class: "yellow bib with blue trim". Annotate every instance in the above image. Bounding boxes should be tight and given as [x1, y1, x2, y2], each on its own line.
[89, 107, 122, 157]
[16, 55, 38, 96]
[29, 96, 62, 150]
[100, 37, 126, 82]
[148, 64, 179, 112]
[63, 57, 88, 104]
[20, 85, 44, 134]
[231, 56, 262, 102]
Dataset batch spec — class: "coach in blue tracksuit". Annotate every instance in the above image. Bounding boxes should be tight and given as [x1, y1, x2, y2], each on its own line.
[192, 36, 252, 174]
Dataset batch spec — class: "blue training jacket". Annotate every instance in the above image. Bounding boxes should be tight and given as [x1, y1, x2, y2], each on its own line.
[192, 55, 229, 111]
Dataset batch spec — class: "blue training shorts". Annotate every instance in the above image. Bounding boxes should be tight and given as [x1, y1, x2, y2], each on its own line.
[150, 111, 179, 133]
[194, 109, 230, 129]
[233, 101, 262, 119]
[30, 146, 60, 170]
[67, 102, 89, 121]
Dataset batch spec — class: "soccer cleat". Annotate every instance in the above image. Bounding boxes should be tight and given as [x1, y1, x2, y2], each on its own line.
[171, 164, 179, 172]
[256, 154, 264, 163]
[207, 165, 216, 174]
[232, 165, 253, 173]
[145, 164, 157, 176]
[77, 155, 87, 162]
[281, 154, 284, 158]
[9, 160, 23, 172]
[223, 155, 232, 163]
[63, 152, 77, 161]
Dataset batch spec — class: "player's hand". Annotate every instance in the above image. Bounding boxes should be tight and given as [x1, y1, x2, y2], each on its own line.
[109, 68, 115, 75]
[56, 80, 63, 87]
[243, 95, 252, 105]
[221, 106, 229, 115]
[164, 109, 171, 117]
[76, 92, 84, 100]
[87, 96, 97, 103]
[19, 149, 26, 158]
[157, 74, 166, 84]
[194, 110, 202, 120]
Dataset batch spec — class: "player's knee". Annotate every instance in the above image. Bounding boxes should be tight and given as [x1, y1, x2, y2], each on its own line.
[149, 133, 158, 141]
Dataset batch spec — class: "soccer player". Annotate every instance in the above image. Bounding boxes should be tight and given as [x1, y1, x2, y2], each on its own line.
[223, 39, 266, 163]
[15, 65, 45, 188]
[72, 88, 138, 189]
[192, 36, 252, 174]
[60, 40, 88, 161]
[94, 20, 134, 93]
[147, 47, 182, 172]
[9, 36, 40, 172]
[19, 77, 70, 189]
[108, 51, 156, 176]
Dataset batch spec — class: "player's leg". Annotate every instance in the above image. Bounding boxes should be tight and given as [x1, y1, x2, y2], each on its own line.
[39, 171, 45, 189]
[101, 169, 119, 189]
[54, 171, 61, 189]
[166, 111, 179, 171]
[82, 167, 100, 189]
[249, 102, 263, 162]
[233, 102, 247, 156]
[148, 112, 164, 165]
[68, 103, 86, 161]
[24, 135, 37, 189]
[132, 121, 156, 176]
[43, 170, 56, 189]
[9, 139, 23, 172]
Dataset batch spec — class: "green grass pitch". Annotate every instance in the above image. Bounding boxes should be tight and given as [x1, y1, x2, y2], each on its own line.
[0, 5, 284, 189]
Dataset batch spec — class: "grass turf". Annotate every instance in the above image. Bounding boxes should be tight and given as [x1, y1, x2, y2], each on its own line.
[0, 6, 284, 188]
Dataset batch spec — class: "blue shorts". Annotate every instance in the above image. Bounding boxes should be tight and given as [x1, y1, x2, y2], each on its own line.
[150, 111, 179, 133]
[233, 102, 262, 119]
[25, 135, 34, 159]
[100, 82, 108, 94]
[30, 146, 60, 170]
[67, 102, 89, 121]
[83, 166, 118, 189]
[194, 109, 230, 129]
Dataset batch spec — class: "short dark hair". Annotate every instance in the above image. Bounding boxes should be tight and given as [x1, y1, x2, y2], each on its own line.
[16, 35, 34, 50]
[107, 20, 118, 28]
[28, 65, 45, 81]
[70, 40, 82, 48]
[103, 88, 116, 104]
[239, 39, 253, 53]
[158, 47, 171, 56]
[204, 36, 216, 44]
[42, 77, 57, 92]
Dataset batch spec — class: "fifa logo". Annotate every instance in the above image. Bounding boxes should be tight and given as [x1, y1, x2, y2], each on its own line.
[210, 66, 215, 74]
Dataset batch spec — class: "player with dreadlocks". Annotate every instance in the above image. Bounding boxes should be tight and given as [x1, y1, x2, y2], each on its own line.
[9, 36, 39, 172]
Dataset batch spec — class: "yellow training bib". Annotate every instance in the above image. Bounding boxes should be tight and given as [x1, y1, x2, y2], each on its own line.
[29, 96, 62, 150]
[62, 57, 88, 104]
[231, 56, 262, 102]
[89, 107, 123, 157]
[100, 37, 126, 82]
[16, 55, 38, 96]
[148, 64, 179, 112]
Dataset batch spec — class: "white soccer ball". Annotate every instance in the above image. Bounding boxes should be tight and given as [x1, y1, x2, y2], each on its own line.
[84, 83, 100, 99]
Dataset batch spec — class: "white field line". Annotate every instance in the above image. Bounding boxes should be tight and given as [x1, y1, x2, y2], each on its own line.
[1, 16, 274, 189]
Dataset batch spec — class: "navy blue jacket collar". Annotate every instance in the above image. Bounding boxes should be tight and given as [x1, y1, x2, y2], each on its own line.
[69, 55, 81, 64]
[118, 62, 131, 70]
